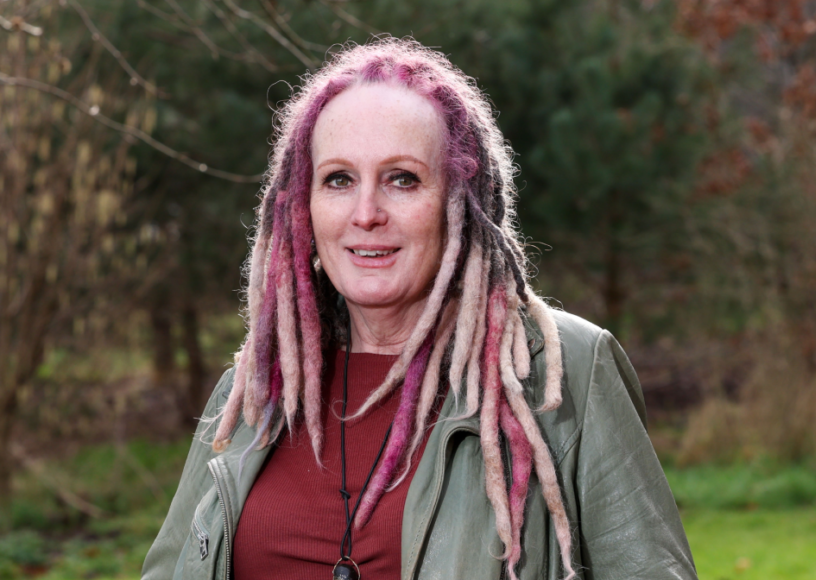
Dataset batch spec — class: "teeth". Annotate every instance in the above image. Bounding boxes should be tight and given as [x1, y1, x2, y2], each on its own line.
[352, 249, 396, 257]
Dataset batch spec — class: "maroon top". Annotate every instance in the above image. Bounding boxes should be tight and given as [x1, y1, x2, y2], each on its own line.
[233, 349, 436, 580]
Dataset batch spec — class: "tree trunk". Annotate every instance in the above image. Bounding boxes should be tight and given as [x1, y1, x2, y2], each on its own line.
[150, 302, 175, 381]
[0, 389, 18, 517]
[181, 305, 206, 427]
[0, 3, 28, 517]
[603, 189, 625, 337]
[604, 239, 624, 337]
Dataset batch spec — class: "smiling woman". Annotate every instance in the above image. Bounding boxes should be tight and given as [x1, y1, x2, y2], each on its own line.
[310, 84, 447, 353]
[142, 38, 698, 580]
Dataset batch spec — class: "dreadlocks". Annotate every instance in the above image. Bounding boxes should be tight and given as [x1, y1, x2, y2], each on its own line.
[212, 38, 575, 580]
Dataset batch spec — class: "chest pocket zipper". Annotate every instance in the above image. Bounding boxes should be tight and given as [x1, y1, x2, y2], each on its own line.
[192, 504, 210, 560]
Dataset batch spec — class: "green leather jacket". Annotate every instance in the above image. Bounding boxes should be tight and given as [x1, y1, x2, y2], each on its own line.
[142, 310, 697, 580]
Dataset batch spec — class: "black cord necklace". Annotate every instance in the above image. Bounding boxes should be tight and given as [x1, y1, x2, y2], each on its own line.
[333, 319, 394, 580]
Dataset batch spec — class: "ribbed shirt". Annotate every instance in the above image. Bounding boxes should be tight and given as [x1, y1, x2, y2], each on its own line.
[233, 349, 436, 580]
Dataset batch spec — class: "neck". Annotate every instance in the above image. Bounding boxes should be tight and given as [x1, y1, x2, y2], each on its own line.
[346, 298, 427, 354]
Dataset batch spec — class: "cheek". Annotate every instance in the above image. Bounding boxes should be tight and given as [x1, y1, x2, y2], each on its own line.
[309, 200, 337, 261]
[415, 199, 446, 263]
[430, 197, 447, 242]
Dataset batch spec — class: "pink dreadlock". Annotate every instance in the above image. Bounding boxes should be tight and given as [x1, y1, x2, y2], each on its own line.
[211, 37, 575, 580]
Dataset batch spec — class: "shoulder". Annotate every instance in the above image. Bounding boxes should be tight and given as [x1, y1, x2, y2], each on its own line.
[550, 308, 606, 365]
[522, 306, 605, 391]
[521, 307, 647, 458]
[523, 307, 640, 399]
[213, 365, 237, 403]
[552, 310, 645, 426]
[196, 365, 239, 432]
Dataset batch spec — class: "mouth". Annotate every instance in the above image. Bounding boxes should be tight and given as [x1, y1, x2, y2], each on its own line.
[346, 246, 401, 268]
[349, 248, 399, 257]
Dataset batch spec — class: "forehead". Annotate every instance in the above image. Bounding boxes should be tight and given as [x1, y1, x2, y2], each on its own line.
[310, 83, 446, 164]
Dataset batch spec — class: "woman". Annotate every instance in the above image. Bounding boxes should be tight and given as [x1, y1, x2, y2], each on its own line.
[142, 38, 697, 580]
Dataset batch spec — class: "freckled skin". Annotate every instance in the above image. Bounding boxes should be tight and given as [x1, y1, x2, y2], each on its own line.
[310, 84, 447, 353]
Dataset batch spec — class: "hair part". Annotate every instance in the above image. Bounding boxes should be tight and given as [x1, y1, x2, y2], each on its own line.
[213, 37, 575, 580]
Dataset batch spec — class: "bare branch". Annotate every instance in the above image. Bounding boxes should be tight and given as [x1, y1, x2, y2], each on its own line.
[163, 0, 223, 60]
[0, 14, 44, 36]
[136, 0, 181, 24]
[319, 0, 381, 35]
[19, 0, 54, 21]
[138, 0, 266, 65]
[138, 5, 269, 66]
[222, 0, 317, 70]
[0, 72, 264, 183]
[68, 0, 163, 96]
[200, 0, 279, 73]
[256, 0, 329, 53]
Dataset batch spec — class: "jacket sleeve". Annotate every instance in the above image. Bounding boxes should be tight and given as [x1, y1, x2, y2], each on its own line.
[575, 331, 697, 580]
[141, 367, 236, 580]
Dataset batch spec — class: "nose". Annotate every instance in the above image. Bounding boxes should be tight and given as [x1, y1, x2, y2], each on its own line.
[350, 177, 386, 231]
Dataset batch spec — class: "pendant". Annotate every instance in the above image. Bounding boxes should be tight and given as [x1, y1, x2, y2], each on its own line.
[332, 558, 360, 580]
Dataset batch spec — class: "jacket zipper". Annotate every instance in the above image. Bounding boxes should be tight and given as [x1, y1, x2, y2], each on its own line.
[208, 459, 234, 580]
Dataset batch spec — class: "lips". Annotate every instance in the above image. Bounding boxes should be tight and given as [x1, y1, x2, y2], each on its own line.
[346, 246, 400, 268]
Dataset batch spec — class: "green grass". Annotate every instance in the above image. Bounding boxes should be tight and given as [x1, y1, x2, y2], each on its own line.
[683, 508, 816, 580]
[2, 440, 190, 579]
[664, 463, 816, 510]
[665, 463, 816, 579]
[0, 529, 154, 580]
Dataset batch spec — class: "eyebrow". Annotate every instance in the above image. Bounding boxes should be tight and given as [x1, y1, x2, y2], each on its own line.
[315, 155, 429, 171]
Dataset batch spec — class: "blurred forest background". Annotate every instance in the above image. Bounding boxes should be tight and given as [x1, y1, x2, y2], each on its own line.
[1, 0, 815, 578]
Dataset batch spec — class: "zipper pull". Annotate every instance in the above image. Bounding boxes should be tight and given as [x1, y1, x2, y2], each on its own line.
[198, 531, 209, 560]
[193, 517, 209, 560]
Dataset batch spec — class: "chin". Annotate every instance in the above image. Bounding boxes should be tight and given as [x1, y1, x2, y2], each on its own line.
[342, 282, 404, 309]
[344, 292, 401, 309]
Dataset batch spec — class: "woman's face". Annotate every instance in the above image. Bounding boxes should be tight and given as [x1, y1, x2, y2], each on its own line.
[310, 83, 447, 314]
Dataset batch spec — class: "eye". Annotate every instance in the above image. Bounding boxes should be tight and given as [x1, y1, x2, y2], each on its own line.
[325, 173, 352, 188]
[391, 172, 419, 188]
